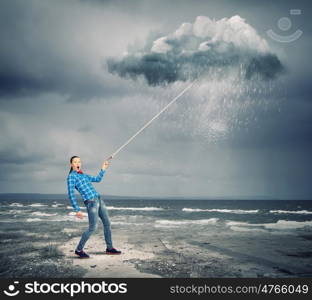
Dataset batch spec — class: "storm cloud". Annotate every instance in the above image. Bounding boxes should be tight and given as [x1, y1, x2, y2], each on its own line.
[107, 15, 284, 85]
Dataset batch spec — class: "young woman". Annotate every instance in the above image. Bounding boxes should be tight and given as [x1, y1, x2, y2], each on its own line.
[67, 155, 121, 258]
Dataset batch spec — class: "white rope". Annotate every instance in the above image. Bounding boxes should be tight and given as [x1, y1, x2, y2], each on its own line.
[107, 79, 198, 160]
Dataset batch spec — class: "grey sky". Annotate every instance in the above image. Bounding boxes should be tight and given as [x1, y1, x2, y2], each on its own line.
[0, 0, 311, 199]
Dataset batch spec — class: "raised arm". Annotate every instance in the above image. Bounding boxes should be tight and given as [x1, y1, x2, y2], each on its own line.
[67, 175, 80, 212]
[85, 160, 110, 182]
[85, 169, 106, 182]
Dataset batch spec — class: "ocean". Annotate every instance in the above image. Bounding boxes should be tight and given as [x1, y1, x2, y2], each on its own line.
[1, 195, 312, 228]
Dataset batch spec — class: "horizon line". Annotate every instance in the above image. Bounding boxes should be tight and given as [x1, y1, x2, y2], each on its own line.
[0, 192, 310, 200]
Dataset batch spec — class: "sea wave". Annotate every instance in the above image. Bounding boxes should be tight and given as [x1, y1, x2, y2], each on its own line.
[66, 206, 86, 210]
[226, 220, 312, 230]
[182, 208, 259, 214]
[28, 203, 47, 207]
[106, 206, 163, 211]
[25, 216, 82, 222]
[66, 205, 162, 211]
[155, 218, 218, 227]
[264, 220, 312, 229]
[270, 210, 312, 215]
[31, 212, 58, 217]
[229, 226, 267, 233]
[6, 209, 32, 214]
[26, 218, 43, 222]
[9, 203, 24, 207]
[111, 221, 144, 226]
[226, 221, 251, 226]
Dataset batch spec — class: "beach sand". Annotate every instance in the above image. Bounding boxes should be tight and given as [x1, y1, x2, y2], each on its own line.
[58, 224, 312, 278]
[59, 231, 160, 278]
[1, 222, 312, 278]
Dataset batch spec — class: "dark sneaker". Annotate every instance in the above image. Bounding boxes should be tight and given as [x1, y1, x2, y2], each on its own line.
[75, 250, 90, 258]
[106, 248, 121, 255]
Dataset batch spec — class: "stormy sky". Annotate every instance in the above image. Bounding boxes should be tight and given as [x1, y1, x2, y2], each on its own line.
[0, 0, 312, 199]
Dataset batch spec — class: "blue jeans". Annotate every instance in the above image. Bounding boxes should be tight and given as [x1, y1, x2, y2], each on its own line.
[76, 195, 113, 251]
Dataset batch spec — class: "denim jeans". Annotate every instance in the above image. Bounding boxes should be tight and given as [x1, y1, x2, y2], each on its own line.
[76, 195, 113, 251]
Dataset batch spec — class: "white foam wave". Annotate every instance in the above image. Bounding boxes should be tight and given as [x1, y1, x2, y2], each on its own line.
[30, 213, 87, 222]
[270, 210, 312, 215]
[229, 226, 267, 233]
[182, 208, 259, 214]
[31, 212, 58, 217]
[6, 209, 32, 214]
[106, 206, 163, 211]
[226, 220, 312, 230]
[2, 214, 87, 223]
[155, 218, 218, 227]
[226, 221, 252, 226]
[264, 220, 312, 230]
[26, 218, 43, 222]
[111, 221, 144, 226]
[28, 203, 47, 207]
[43, 215, 85, 222]
[66, 206, 86, 210]
[9, 203, 24, 207]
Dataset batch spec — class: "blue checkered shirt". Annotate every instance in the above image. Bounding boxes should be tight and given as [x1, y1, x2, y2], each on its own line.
[67, 169, 106, 212]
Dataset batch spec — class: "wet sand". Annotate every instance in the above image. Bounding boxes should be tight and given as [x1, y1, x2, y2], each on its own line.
[60, 231, 160, 278]
[59, 225, 312, 278]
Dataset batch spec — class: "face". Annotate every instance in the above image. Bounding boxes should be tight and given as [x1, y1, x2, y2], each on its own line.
[71, 157, 81, 171]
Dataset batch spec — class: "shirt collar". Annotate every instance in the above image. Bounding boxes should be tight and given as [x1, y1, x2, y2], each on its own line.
[73, 170, 83, 174]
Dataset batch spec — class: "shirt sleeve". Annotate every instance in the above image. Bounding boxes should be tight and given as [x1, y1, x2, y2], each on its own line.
[67, 174, 80, 212]
[85, 169, 106, 183]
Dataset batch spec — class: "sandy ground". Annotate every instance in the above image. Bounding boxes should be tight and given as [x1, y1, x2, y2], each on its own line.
[60, 231, 161, 278]
[59, 225, 312, 278]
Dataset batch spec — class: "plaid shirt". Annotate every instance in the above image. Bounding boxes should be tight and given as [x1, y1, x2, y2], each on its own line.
[67, 169, 106, 212]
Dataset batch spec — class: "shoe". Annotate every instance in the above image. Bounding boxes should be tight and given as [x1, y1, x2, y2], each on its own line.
[106, 247, 121, 255]
[75, 250, 90, 258]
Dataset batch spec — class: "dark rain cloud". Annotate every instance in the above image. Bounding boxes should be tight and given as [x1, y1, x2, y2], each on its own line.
[107, 48, 283, 86]
[107, 15, 284, 85]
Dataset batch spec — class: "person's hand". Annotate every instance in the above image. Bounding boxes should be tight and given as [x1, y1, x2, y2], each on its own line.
[76, 211, 83, 219]
[102, 160, 110, 170]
